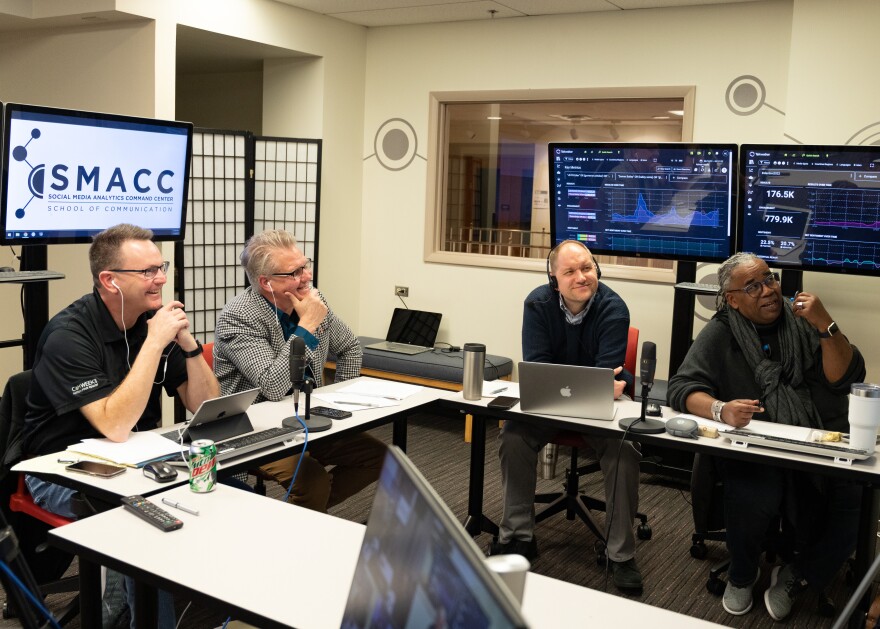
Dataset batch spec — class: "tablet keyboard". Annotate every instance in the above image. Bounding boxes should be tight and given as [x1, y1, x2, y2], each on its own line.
[725, 429, 873, 462]
[161, 425, 301, 464]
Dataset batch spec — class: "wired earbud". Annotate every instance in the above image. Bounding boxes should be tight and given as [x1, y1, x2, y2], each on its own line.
[546, 240, 602, 291]
[109, 276, 132, 370]
[267, 280, 282, 327]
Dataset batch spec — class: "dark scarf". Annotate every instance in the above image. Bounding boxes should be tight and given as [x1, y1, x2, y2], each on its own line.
[726, 304, 822, 428]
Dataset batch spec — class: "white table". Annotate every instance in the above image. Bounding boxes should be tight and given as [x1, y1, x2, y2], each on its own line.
[13, 377, 449, 503]
[50, 483, 723, 629]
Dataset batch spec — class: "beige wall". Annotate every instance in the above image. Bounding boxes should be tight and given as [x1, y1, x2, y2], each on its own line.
[359, 0, 880, 383]
[0, 0, 878, 393]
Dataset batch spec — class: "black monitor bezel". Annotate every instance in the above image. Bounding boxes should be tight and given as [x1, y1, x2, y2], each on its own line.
[737, 143, 880, 277]
[548, 141, 739, 264]
[0, 102, 193, 246]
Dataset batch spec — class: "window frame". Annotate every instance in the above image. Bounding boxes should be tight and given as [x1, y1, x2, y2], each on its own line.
[423, 87, 697, 283]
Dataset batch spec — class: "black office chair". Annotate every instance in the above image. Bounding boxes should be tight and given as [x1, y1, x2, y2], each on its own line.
[533, 327, 652, 562]
[0, 370, 79, 625]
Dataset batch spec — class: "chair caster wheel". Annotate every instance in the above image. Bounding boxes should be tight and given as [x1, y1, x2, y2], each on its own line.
[706, 576, 725, 596]
[637, 523, 652, 540]
[817, 593, 835, 618]
[690, 542, 708, 560]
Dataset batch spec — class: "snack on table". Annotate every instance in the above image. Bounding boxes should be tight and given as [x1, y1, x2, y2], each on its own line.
[816, 431, 842, 442]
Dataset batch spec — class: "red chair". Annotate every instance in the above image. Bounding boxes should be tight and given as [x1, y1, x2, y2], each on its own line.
[2, 370, 78, 624]
[201, 341, 214, 370]
[533, 327, 652, 557]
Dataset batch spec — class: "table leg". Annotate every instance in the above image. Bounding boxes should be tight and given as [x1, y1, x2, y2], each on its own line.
[463, 413, 499, 538]
[393, 415, 408, 452]
[134, 579, 158, 628]
[78, 557, 101, 626]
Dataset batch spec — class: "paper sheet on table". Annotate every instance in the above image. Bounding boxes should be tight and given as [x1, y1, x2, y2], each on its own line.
[312, 391, 398, 410]
[67, 431, 185, 467]
[336, 380, 423, 400]
[482, 381, 519, 397]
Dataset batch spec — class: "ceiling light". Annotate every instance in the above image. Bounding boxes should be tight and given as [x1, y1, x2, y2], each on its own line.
[487, 116, 502, 120]
[652, 115, 671, 120]
[668, 110, 685, 116]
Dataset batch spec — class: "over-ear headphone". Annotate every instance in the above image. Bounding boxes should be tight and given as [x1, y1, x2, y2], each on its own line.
[546, 240, 601, 291]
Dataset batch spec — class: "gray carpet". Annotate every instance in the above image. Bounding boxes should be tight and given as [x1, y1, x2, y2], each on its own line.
[1, 412, 858, 628]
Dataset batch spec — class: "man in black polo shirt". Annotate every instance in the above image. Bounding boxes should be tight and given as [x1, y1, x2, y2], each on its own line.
[21, 223, 219, 515]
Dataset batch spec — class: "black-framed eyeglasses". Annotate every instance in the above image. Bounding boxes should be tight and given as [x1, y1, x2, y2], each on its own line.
[728, 272, 779, 298]
[271, 259, 313, 280]
[110, 261, 170, 280]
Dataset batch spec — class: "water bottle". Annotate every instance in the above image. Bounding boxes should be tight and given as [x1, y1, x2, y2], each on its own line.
[462, 343, 485, 401]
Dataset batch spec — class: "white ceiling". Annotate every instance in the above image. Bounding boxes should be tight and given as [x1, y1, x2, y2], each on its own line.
[271, 0, 764, 27]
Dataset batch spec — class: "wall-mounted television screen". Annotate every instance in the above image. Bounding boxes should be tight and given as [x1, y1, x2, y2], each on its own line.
[549, 143, 738, 263]
[1, 103, 192, 245]
[739, 144, 880, 276]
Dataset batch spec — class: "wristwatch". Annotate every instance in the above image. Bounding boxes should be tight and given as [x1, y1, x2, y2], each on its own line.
[711, 399, 726, 423]
[818, 321, 839, 339]
[181, 340, 204, 359]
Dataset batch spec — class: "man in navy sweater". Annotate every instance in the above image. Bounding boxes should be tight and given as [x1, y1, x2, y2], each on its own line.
[491, 240, 643, 591]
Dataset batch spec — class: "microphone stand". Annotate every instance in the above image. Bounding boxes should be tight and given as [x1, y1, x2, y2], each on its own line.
[283, 377, 331, 432]
[282, 377, 331, 432]
[618, 381, 665, 434]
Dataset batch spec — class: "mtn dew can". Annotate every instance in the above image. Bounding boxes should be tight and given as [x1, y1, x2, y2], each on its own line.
[189, 439, 217, 493]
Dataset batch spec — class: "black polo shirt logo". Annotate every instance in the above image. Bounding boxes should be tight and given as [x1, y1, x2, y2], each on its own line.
[71, 379, 99, 395]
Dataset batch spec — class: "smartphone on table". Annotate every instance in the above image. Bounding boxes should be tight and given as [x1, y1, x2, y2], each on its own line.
[310, 406, 353, 420]
[487, 396, 519, 410]
[66, 460, 127, 478]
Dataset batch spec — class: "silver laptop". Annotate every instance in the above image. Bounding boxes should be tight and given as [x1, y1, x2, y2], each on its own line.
[518, 361, 617, 421]
[161, 388, 300, 463]
[366, 308, 442, 355]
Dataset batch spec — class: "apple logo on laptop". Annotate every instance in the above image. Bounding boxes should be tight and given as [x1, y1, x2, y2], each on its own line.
[560, 385, 572, 398]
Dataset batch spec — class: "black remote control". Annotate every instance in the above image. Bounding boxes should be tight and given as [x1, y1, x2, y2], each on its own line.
[121, 495, 184, 532]
[310, 406, 353, 419]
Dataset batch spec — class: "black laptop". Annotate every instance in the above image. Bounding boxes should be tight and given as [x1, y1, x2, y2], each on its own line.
[365, 308, 442, 355]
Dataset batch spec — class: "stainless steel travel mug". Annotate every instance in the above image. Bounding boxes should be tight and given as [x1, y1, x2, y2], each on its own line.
[462, 343, 486, 401]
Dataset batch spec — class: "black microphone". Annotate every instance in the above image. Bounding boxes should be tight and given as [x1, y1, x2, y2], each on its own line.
[282, 336, 332, 432]
[640, 341, 657, 390]
[290, 336, 307, 411]
[619, 340, 665, 434]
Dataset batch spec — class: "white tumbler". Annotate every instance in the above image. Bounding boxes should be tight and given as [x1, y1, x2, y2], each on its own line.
[485, 554, 530, 605]
[848, 383, 880, 452]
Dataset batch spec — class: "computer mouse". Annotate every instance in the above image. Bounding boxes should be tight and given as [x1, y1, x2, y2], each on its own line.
[0, 266, 14, 273]
[665, 417, 699, 439]
[143, 460, 179, 482]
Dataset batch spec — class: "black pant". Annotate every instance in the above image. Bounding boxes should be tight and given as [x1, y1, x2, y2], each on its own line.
[719, 459, 859, 590]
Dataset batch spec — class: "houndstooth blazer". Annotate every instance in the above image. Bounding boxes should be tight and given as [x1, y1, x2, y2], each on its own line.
[214, 286, 362, 403]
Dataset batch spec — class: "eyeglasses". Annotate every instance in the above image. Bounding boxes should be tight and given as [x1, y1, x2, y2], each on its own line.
[110, 261, 170, 280]
[728, 272, 780, 298]
[271, 259, 313, 280]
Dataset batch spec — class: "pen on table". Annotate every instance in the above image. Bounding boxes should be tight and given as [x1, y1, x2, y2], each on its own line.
[57, 458, 77, 464]
[335, 400, 380, 407]
[489, 387, 508, 395]
[162, 497, 199, 516]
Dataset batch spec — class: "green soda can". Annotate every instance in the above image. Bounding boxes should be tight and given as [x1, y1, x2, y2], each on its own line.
[189, 439, 217, 493]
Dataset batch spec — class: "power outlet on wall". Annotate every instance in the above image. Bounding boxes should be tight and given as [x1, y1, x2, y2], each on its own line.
[394, 286, 409, 297]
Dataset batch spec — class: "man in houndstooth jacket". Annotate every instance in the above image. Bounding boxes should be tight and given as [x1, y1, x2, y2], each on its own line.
[214, 230, 386, 511]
